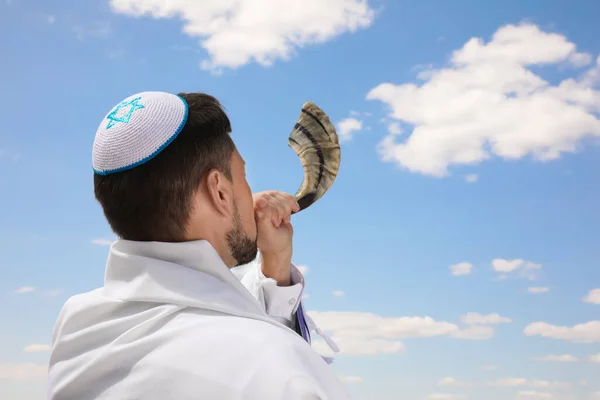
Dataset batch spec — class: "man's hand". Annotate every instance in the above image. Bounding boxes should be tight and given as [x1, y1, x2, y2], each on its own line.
[253, 191, 300, 286]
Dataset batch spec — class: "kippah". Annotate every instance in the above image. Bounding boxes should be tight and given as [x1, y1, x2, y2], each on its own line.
[92, 91, 188, 175]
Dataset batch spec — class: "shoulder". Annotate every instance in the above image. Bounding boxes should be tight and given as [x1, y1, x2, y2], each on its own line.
[52, 288, 106, 336]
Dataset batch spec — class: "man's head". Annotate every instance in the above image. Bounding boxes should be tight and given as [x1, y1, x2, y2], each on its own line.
[93, 92, 258, 267]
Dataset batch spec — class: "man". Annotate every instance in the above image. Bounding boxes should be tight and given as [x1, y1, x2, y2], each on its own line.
[47, 91, 349, 400]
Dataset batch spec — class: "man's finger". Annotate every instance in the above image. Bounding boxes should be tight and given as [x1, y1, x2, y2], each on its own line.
[279, 196, 293, 224]
[262, 191, 300, 214]
[255, 205, 275, 233]
[274, 192, 295, 224]
[278, 192, 300, 213]
[265, 194, 283, 228]
[255, 203, 268, 220]
[276, 199, 291, 226]
[274, 192, 296, 214]
[254, 191, 298, 228]
[254, 196, 268, 210]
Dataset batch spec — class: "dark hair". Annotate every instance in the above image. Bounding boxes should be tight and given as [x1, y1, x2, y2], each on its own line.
[94, 92, 235, 242]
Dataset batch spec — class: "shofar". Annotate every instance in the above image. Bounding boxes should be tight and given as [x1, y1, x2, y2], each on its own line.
[288, 101, 341, 212]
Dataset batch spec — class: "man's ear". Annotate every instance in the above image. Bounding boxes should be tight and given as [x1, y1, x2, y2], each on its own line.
[204, 169, 233, 217]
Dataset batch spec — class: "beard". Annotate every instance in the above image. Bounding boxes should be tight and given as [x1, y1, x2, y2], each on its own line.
[226, 201, 258, 267]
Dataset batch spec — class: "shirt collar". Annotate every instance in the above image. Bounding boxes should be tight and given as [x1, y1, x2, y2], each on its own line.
[103, 239, 268, 319]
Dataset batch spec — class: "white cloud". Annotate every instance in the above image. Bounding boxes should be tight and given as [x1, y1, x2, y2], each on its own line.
[492, 258, 536, 272]
[524, 320, 600, 342]
[0, 363, 47, 381]
[296, 265, 309, 275]
[437, 377, 458, 386]
[535, 354, 578, 362]
[437, 377, 470, 387]
[91, 238, 114, 246]
[450, 262, 473, 276]
[308, 310, 502, 357]
[531, 381, 572, 388]
[366, 23, 600, 177]
[451, 325, 495, 340]
[464, 173, 478, 183]
[109, 0, 376, 72]
[309, 311, 458, 339]
[312, 335, 405, 356]
[489, 379, 571, 389]
[388, 122, 403, 135]
[332, 290, 345, 297]
[337, 118, 363, 142]
[528, 287, 550, 294]
[491, 258, 542, 280]
[583, 288, 600, 304]
[15, 286, 35, 294]
[411, 63, 435, 80]
[590, 353, 600, 363]
[428, 394, 466, 400]
[461, 312, 512, 325]
[492, 258, 520, 272]
[349, 110, 372, 117]
[308, 311, 462, 356]
[489, 378, 528, 387]
[340, 375, 363, 383]
[516, 391, 553, 399]
[23, 344, 51, 353]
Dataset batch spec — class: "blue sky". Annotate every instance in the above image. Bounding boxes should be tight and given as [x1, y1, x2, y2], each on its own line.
[1, 0, 600, 399]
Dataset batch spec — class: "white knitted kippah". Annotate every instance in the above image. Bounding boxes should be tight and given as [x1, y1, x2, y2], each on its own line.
[92, 91, 188, 175]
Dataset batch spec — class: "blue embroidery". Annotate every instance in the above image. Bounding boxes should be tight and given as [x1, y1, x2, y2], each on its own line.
[106, 97, 145, 129]
[93, 95, 189, 176]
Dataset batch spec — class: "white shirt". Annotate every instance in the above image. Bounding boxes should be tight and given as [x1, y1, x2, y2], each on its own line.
[231, 251, 304, 329]
[47, 240, 349, 400]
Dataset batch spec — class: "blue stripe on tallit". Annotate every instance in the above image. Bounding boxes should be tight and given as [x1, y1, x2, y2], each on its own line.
[296, 302, 311, 343]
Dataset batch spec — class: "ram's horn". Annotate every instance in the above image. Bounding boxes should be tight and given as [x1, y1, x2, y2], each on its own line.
[288, 101, 341, 212]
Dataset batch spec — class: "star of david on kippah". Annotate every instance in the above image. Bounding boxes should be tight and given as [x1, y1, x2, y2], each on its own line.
[92, 91, 188, 175]
[106, 97, 145, 129]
